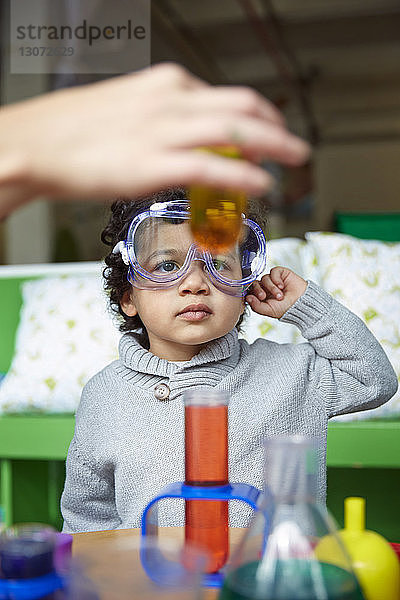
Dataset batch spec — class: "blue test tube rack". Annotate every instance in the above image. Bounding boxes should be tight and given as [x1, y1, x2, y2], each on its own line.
[0, 571, 65, 600]
[140, 481, 262, 588]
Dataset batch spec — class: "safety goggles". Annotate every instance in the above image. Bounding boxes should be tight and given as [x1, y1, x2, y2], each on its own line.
[112, 200, 267, 297]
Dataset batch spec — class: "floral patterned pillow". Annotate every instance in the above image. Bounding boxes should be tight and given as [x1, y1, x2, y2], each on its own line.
[305, 231, 400, 420]
[0, 275, 121, 414]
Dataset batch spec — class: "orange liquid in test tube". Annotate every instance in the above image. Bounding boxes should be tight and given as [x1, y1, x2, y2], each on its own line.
[184, 393, 229, 574]
[189, 146, 247, 253]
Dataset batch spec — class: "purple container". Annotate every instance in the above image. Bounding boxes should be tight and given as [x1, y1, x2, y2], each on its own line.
[54, 533, 73, 573]
[0, 524, 56, 579]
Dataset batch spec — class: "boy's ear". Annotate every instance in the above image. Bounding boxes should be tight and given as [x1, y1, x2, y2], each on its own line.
[120, 290, 138, 317]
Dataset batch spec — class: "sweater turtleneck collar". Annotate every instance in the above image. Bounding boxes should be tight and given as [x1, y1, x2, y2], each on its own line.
[118, 328, 240, 377]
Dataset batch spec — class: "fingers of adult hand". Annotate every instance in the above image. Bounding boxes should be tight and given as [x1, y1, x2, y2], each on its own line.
[101, 64, 208, 103]
[103, 151, 274, 198]
[137, 68, 284, 124]
[158, 152, 274, 194]
[50, 149, 273, 200]
[143, 62, 209, 90]
[181, 87, 286, 125]
[241, 124, 310, 166]
[163, 115, 310, 167]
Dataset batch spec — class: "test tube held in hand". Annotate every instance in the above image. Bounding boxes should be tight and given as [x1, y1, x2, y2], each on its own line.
[189, 146, 247, 253]
[184, 389, 229, 574]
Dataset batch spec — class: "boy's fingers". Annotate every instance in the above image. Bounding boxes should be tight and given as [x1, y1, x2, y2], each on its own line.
[246, 295, 269, 315]
[246, 294, 256, 306]
[250, 280, 266, 300]
[260, 274, 284, 300]
[270, 267, 286, 289]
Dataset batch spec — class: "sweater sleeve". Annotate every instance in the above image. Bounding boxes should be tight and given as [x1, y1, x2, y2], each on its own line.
[61, 377, 122, 533]
[280, 280, 398, 418]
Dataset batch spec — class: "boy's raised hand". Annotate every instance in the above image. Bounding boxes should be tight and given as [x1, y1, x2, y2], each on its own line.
[246, 267, 307, 319]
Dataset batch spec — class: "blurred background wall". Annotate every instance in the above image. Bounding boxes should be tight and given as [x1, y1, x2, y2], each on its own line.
[1, 0, 400, 264]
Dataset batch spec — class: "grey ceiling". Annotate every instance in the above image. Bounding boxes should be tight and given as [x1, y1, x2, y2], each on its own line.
[151, 0, 400, 143]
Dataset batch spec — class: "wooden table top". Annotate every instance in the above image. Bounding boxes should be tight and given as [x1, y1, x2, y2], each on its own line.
[72, 527, 244, 600]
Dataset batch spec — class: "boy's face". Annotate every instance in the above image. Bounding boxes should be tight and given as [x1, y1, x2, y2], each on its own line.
[120, 222, 246, 361]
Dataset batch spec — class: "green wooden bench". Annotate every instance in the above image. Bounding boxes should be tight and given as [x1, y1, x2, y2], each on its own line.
[0, 415, 73, 530]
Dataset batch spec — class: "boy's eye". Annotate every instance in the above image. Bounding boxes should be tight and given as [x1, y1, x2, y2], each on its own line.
[154, 260, 179, 273]
[212, 259, 230, 272]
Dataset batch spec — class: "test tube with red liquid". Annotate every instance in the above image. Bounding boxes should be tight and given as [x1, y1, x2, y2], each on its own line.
[184, 389, 229, 574]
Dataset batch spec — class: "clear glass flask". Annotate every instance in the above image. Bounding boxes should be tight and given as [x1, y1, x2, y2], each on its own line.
[219, 436, 365, 600]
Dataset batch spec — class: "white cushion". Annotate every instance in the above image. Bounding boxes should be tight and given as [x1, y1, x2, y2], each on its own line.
[0, 274, 121, 414]
[305, 231, 400, 420]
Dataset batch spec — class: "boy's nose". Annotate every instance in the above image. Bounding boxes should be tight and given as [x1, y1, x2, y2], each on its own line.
[178, 260, 211, 295]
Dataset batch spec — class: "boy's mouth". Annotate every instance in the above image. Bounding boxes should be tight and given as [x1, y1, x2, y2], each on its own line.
[177, 304, 212, 321]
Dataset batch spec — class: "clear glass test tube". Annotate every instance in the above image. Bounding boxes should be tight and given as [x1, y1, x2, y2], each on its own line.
[184, 389, 229, 574]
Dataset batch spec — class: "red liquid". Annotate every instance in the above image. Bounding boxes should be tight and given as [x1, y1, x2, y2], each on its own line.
[185, 404, 229, 573]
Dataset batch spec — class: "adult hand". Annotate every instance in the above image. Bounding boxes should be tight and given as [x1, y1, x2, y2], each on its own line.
[0, 62, 310, 218]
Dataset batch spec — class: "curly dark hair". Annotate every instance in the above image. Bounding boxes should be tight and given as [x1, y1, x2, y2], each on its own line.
[101, 188, 269, 346]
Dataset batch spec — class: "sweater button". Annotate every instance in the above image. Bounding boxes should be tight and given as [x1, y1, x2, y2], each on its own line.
[154, 383, 170, 401]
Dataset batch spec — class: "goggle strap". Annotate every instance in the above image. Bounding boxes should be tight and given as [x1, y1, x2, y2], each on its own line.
[112, 241, 130, 266]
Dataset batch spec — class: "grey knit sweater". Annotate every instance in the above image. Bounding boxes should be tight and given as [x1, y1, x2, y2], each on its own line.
[61, 281, 398, 533]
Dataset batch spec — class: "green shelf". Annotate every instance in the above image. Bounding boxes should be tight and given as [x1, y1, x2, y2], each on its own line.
[0, 415, 74, 460]
[327, 420, 400, 468]
[335, 212, 400, 242]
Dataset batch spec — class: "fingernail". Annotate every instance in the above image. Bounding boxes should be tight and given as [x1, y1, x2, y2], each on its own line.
[277, 292, 283, 299]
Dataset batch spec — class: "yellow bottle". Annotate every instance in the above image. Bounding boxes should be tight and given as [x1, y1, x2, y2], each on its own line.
[189, 146, 247, 252]
[339, 497, 400, 600]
